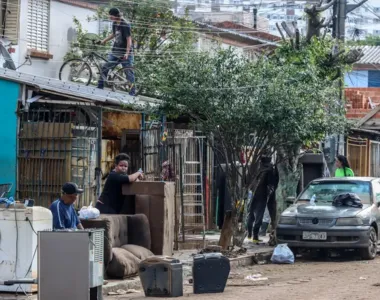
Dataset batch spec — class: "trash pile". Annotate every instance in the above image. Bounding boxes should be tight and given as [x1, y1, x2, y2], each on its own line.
[271, 244, 294, 264]
[79, 204, 100, 219]
[198, 245, 247, 258]
[0, 196, 15, 207]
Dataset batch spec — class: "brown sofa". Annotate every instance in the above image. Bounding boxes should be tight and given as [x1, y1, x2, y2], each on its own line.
[81, 214, 154, 279]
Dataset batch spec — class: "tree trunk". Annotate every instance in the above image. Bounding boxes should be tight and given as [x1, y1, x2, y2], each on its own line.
[232, 223, 246, 247]
[276, 146, 302, 220]
[219, 211, 233, 250]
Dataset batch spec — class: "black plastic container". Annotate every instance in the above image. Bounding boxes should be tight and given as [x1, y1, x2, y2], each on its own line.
[139, 256, 183, 297]
[192, 253, 230, 294]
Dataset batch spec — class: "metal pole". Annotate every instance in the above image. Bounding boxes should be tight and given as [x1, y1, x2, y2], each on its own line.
[96, 107, 102, 199]
[338, 0, 346, 42]
[253, 7, 258, 29]
[179, 144, 185, 243]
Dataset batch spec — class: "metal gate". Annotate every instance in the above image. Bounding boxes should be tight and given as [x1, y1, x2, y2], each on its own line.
[17, 104, 99, 208]
[346, 137, 369, 176]
[370, 140, 380, 177]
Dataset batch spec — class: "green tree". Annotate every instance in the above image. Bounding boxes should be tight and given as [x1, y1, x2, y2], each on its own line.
[65, 0, 196, 94]
[347, 34, 380, 46]
[147, 47, 347, 248]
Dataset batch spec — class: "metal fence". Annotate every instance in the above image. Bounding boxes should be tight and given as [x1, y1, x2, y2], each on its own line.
[347, 136, 369, 177]
[370, 140, 380, 177]
[138, 124, 211, 247]
[17, 104, 99, 208]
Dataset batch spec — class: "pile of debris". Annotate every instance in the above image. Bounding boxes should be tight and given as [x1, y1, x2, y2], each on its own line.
[198, 245, 247, 258]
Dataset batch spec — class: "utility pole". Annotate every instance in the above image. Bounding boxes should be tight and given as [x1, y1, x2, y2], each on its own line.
[332, 0, 368, 155]
[333, 0, 368, 41]
[253, 7, 257, 29]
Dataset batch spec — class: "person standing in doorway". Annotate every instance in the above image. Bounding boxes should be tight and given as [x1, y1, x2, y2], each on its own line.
[97, 7, 135, 96]
[96, 153, 143, 214]
[335, 155, 354, 177]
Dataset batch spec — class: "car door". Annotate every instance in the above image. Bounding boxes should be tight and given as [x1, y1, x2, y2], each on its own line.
[371, 180, 380, 240]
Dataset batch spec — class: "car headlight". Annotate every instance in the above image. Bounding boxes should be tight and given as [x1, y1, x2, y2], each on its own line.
[279, 216, 297, 225]
[336, 217, 363, 226]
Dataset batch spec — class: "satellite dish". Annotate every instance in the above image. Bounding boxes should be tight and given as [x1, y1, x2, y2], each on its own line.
[0, 43, 16, 70]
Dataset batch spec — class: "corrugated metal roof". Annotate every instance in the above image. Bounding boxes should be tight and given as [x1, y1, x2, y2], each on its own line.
[0, 68, 160, 107]
[351, 46, 380, 65]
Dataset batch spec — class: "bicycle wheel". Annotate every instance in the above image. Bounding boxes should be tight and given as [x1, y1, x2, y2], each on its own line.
[59, 59, 93, 86]
[110, 67, 140, 95]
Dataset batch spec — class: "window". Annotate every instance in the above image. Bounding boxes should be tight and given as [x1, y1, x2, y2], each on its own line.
[298, 181, 371, 204]
[372, 181, 380, 204]
[27, 0, 50, 52]
[0, 0, 20, 44]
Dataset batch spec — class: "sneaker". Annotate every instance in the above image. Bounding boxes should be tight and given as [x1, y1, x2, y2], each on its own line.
[129, 84, 136, 96]
[252, 238, 263, 244]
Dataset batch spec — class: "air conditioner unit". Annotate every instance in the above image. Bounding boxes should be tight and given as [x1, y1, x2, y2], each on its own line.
[38, 229, 104, 300]
[0, 206, 52, 293]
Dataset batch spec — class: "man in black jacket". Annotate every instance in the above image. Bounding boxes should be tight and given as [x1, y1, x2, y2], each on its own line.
[247, 156, 279, 243]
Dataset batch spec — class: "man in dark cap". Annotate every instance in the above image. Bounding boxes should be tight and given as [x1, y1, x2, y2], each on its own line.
[50, 182, 84, 230]
[97, 7, 135, 95]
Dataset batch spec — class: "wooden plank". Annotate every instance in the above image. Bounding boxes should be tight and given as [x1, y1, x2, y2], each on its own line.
[122, 182, 166, 196]
[21, 122, 72, 138]
[163, 183, 175, 256]
[103, 112, 142, 138]
[357, 105, 380, 127]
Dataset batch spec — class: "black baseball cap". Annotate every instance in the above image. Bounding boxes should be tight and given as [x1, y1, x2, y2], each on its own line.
[109, 7, 121, 17]
[62, 182, 84, 195]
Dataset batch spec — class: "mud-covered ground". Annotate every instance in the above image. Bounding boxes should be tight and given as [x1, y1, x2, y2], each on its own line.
[108, 255, 380, 300]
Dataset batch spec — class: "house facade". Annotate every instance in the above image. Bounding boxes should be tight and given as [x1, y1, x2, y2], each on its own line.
[345, 46, 380, 88]
[195, 20, 279, 59]
[0, 0, 99, 78]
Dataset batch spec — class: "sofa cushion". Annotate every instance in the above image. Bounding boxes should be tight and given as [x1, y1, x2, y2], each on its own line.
[107, 248, 141, 278]
[121, 244, 154, 260]
[106, 215, 129, 247]
[127, 214, 152, 250]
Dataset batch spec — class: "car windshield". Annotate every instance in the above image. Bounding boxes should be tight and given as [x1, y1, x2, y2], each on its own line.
[297, 181, 371, 205]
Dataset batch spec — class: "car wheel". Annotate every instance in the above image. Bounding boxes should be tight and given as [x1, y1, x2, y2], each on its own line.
[289, 247, 298, 255]
[360, 227, 378, 260]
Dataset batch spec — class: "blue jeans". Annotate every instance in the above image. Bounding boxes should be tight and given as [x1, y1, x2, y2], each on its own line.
[97, 53, 135, 95]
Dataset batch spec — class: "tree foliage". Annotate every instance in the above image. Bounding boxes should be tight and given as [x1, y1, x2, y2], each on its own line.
[347, 34, 380, 46]
[147, 45, 348, 246]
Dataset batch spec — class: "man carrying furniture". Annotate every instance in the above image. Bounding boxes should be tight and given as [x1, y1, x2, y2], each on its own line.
[50, 182, 84, 230]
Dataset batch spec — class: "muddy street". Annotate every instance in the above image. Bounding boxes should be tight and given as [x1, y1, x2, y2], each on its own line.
[108, 256, 380, 300]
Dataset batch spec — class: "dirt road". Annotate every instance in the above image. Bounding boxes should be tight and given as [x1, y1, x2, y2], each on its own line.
[108, 256, 380, 300]
[2, 255, 380, 300]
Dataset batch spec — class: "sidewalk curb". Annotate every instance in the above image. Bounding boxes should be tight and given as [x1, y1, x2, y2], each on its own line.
[102, 249, 274, 295]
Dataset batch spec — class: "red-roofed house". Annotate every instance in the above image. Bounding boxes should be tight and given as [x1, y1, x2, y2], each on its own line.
[195, 20, 280, 59]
